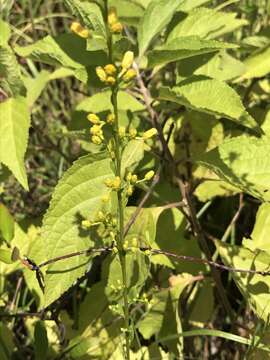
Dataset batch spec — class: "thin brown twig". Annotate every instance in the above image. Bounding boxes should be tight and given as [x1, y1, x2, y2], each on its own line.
[221, 193, 244, 243]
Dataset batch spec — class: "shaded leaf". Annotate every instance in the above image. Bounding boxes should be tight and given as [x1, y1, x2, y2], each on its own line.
[34, 321, 48, 360]
[0, 203, 14, 242]
[243, 46, 270, 79]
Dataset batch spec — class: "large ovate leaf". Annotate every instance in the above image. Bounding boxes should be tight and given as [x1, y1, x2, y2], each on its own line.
[0, 97, 30, 190]
[138, 0, 184, 56]
[64, 0, 107, 51]
[167, 7, 247, 42]
[199, 135, 270, 202]
[42, 152, 114, 307]
[215, 240, 270, 322]
[15, 35, 89, 83]
[242, 46, 270, 79]
[121, 139, 144, 176]
[147, 36, 236, 67]
[159, 76, 259, 131]
[0, 45, 26, 96]
[76, 90, 145, 113]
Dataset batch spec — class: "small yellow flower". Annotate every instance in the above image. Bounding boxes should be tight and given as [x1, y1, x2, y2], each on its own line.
[108, 7, 118, 26]
[126, 172, 132, 182]
[129, 127, 137, 139]
[112, 176, 121, 190]
[81, 219, 91, 228]
[144, 170, 155, 181]
[110, 22, 123, 33]
[143, 128, 158, 140]
[70, 22, 90, 38]
[127, 185, 134, 196]
[104, 64, 117, 76]
[87, 113, 100, 124]
[106, 113, 115, 124]
[90, 125, 103, 137]
[122, 51, 134, 69]
[91, 135, 102, 145]
[96, 66, 107, 82]
[131, 238, 138, 247]
[119, 126, 126, 138]
[123, 69, 136, 82]
[131, 174, 138, 184]
[123, 240, 129, 250]
[106, 76, 116, 86]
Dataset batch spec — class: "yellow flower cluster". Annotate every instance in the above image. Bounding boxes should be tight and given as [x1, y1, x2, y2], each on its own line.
[70, 22, 89, 38]
[105, 176, 121, 191]
[108, 7, 123, 33]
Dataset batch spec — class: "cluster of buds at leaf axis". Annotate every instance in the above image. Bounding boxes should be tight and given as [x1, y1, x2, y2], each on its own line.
[70, 22, 90, 38]
[108, 7, 123, 34]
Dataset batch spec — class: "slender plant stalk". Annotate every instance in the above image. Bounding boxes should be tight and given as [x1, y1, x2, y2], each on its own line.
[104, 0, 130, 357]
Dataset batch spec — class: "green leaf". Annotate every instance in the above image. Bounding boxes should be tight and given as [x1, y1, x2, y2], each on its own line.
[34, 321, 48, 360]
[243, 203, 270, 252]
[109, 0, 144, 26]
[14, 35, 89, 83]
[0, 249, 13, 264]
[0, 19, 11, 46]
[0, 97, 30, 190]
[215, 239, 270, 322]
[167, 7, 247, 42]
[177, 51, 246, 81]
[121, 139, 144, 176]
[177, 0, 210, 11]
[159, 76, 259, 131]
[76, 90, 145, 113]
[0, 203, 14, 243]
[64, 0, 107, 51]
[0, 45, 26, 97]
[42, 152, 114, 307]
[199, 135, 270, 201]
[147, 36, 236, 67]
[138, 0, 184, 57]
[195, 180, 240, 202]
[242, 46, 270, 79]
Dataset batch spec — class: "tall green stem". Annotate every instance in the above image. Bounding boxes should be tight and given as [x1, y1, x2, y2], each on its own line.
[104, 0, 130, 357]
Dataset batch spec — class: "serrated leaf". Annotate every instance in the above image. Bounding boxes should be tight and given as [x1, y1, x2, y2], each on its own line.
[42, 153, 114, 307]
[215, 240, 270, 322]
[14, 35, 88, 83]
[0, 19, 11, 46]
[0, 45, 26, 96]
[76, 90, 145, 112]
[167, 7, 247, 42]
[242, 46, 270, 79]
[198, 135, 270, 202]
[147, 36, 236, 67]
[0, 203, 14, 243]
[138, 0, 184, 57]
[0, 97, 30, 190]
[159, 76, 259, 131]
[64, 0, 107, 51]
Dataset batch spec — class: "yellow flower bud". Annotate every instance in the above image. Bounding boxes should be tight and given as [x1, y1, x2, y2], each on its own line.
[112, 176, 121, 190]
[96, 66, 107, 82]
[110, 22, 123, 33]
[108, 7, 118, 26]
[90, 125, 103, 136]
[123, 240, 129, 250]
[106, 76, 116, 86]
[70, 22, 90, 38]
[87, 113, 100, 124]
[104, 64, 117, 76]
[131, 238, 138, 247]
[112, 246, 118, 254]
[131, 174, 138, 184]
[81, 219, 91, 228]
[144, 170, 155, 181]
[123, 69, 136, 82]
[91, 135, 102, 145]
[105, 178, 113, 187]
[106, 113, 115, 124]
[129, 127, 137, 139]
[127, 185, 134, 196]
[119, 126, 126, 138]
[143, 127, 158, 140]
[122, 51, 134, 69]
[126, 172, 132, 182]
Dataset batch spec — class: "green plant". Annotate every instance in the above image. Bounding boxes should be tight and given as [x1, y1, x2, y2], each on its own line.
[2, 0, 270, 359]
